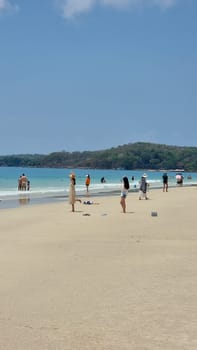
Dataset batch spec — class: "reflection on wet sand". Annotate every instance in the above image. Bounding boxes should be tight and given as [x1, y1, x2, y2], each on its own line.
[19, 196, 30, 206]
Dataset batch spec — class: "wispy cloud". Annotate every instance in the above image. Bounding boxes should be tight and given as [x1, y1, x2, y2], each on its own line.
[0, 0, 19, 13]
[55, 0, 96, 18]
[56, 0, 182, 19]
[100, 0, 130, 9]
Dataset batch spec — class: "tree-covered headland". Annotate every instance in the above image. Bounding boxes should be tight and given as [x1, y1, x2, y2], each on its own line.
[0, 142, 196, 172]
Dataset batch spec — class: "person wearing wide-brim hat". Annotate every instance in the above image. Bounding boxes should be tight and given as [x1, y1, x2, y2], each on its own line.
[139, 173, 149, 200]
[69, 173, 81, 212]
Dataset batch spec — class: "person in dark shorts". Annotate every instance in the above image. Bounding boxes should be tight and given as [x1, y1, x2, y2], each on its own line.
[162, 173, 168, 192]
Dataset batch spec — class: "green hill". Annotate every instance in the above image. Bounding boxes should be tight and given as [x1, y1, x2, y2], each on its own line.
[0, 142, 196, 171]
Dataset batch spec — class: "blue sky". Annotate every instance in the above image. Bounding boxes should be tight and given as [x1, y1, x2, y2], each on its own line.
[0, 0, 196, 154]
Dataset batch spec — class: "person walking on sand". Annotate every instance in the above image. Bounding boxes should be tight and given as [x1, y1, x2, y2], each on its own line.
[162, 172, 168, 192]
[69, 173, 81, 212]
[139, 173, 149, 200]
[120, 176, 130, 213]
[85, 174, 91, 193]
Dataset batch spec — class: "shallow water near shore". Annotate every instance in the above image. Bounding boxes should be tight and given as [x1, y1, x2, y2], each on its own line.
[0, 167, 196, 209]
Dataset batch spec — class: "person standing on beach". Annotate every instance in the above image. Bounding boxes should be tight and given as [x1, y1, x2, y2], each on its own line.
[69, 173, 81, 212]
[85, 174, 91, 193]
[120, 176, 130, 213]
[176, 173, 184, 186]
[139, 174, 149, 200]
[162, 172, 168, 192]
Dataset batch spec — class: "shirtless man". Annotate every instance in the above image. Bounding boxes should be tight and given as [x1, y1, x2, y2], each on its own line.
[20, 173, 27, 191]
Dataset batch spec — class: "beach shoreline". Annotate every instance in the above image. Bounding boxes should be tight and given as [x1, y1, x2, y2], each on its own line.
[1, 167, 197, 210]
[0, 182, 197, 210]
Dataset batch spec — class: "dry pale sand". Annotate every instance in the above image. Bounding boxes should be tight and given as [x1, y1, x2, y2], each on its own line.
[0, 187, 197, 350]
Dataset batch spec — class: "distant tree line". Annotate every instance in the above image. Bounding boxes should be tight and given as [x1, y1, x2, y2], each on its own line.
[0, 142, 196, 171]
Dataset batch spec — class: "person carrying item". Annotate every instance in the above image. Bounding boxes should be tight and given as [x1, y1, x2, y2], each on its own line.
[139, 173, 149, 200]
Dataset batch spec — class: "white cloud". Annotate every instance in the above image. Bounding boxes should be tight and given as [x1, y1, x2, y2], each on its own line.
[0, 0, 18, 13]
[56, 0, 182, 19]
[100, 0, 130, 9]
[102, 0, 180, 9]
[55, 0, 96, 18]
[151, 0, 178, 8]
[101, 0, 179, 8]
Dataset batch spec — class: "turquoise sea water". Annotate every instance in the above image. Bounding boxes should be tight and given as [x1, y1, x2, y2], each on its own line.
[0, 167, 196, 209]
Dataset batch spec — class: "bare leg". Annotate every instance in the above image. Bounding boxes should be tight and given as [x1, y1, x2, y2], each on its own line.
[120, 198, 126, 213]
[163, 184, 168, 192]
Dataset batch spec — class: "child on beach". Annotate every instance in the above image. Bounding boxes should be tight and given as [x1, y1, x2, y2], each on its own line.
[120, 176, 130, 213]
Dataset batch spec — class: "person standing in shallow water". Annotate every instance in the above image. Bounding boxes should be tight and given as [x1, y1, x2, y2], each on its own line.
[120, 176, 130, 213]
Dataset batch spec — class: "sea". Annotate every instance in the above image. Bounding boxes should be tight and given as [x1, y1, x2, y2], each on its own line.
[0, 167, 196, 209]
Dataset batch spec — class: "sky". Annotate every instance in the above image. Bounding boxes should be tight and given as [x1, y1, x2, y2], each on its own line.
[0, 0, 196, 155]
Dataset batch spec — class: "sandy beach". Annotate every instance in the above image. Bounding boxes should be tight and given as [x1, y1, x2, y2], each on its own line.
[0, 186, 197, 350]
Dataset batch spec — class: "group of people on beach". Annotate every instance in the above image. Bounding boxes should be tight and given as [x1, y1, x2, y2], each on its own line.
[69, 173, 92, 212]
[70, 173, 108, 212]
[86, 174, 107, 191]
[162, 172, 184, 192]
[18, 174, 30, 191]
[16, 170, 185, 212]
[69, 172, 150, 213]
[121, 172, 186, 212]
[69, 171, 186, 213]
[176, 173, 184, 185]
[121, 173, 150, 212]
